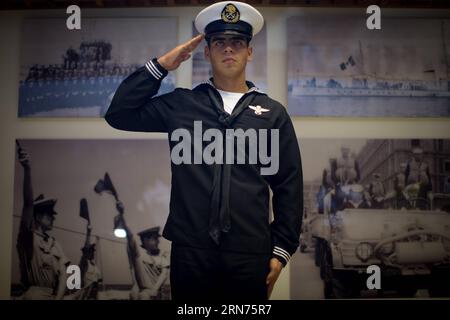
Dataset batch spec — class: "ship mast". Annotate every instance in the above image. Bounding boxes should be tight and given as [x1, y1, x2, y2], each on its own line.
[359, 40, 365, 75]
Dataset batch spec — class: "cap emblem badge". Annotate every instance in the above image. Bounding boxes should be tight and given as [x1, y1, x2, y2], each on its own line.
[221, 3, 240, 23]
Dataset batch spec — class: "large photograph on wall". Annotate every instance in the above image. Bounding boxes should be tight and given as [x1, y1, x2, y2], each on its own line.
[192, 25, 268, 92]
[291, 138, 450, 299]
[287, 18, 450, 117]
[11, 139, 172, 300]
[18, 18, 177, 117]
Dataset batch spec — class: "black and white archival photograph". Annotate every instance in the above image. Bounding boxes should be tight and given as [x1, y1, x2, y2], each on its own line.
[291, 138, 450, 299]
[11, 139, 172, 300]
[287, 18, 450, 117]
[18, 18, 177, 117]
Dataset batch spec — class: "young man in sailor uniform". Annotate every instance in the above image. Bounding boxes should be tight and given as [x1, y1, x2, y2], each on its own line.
[105, 1, 303, 301]
[16, 146, 71, 300]
[116, 201, 171, 300]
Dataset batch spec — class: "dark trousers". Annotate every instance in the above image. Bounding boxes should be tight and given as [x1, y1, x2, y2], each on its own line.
[170, 243, 271, 301]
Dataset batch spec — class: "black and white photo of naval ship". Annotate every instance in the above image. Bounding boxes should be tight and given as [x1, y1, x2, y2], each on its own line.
[287, 17, 450, 117]
[18, 17, 177, 117]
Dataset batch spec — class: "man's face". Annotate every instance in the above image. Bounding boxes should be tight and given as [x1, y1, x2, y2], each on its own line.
[142, 236, 160, 253]
[205, 34, 253, 78]
[36, 212, 55, 231]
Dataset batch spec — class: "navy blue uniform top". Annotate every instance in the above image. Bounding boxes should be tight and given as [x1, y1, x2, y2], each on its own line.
[105, 58, 303, 266]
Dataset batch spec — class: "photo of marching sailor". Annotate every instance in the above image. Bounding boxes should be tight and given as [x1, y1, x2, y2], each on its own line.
[293, 138, 450, 299]
[18, 18, 177, 117]
[11, 139, 172, 299]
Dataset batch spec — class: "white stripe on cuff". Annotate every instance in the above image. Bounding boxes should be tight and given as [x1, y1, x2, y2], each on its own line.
[145, 61, 162, 80]
[274, 246, 291, 259]
[273, 249, 290, 263]
[145, 62, 160, 79]
[148, 60, 163, 77]
[273, 247, 291, 262]
[273, 247, 290, 259]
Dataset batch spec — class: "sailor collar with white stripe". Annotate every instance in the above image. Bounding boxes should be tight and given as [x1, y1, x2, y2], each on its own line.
[203, 78, 264, 94]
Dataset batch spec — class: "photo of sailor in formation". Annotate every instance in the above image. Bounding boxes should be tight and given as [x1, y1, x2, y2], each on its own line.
[18, 18, 177, 117]
[292, 138, 450, 299]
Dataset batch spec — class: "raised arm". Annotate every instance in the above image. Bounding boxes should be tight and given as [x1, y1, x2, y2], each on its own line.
[104, 34, 204, 133]
[18, 147, 34, 232]
[84, 224, 92, 248]
[115, 201, 146, 290]
[16, 146, 36, 286]
[79, 224, 92, 286]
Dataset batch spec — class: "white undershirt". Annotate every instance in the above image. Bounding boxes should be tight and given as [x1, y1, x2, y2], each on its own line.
[217, 89, 245, 115]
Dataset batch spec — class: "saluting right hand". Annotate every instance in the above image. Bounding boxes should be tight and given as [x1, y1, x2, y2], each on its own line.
[157, 34, 204, 71]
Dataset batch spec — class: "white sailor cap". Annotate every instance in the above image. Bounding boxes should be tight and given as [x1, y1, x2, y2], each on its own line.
[195, 1, 264, 40]
[33, 194, 58, 215]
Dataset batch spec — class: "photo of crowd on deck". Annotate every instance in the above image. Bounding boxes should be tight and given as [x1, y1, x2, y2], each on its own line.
[18, 17, 177, 117]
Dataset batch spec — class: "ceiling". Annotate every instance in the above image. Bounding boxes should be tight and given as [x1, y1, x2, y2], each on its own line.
[1, 0, 449, 10]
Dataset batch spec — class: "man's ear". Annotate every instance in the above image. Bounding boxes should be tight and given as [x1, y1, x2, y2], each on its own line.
[204, 45, 210, 61]
[247, 46, 253, 62]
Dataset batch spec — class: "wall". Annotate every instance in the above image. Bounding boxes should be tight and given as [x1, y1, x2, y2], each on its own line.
[1, 6, 450, 300]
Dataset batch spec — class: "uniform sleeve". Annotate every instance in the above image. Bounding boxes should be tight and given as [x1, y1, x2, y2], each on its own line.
[17, 166, 35, 262]
[267, 109, 303, 267]
[52, 239, 71, 273]
[17, 205, 34, 262]
[104, 58, 173, 133]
